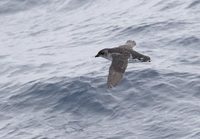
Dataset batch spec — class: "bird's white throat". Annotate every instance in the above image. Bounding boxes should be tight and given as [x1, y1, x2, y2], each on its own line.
[102, 53, 113, 61]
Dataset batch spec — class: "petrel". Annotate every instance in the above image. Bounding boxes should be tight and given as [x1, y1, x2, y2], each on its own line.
[95, 40, 151, 88]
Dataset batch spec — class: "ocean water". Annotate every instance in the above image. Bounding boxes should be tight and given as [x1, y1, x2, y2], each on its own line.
[0, 0, 200, 138]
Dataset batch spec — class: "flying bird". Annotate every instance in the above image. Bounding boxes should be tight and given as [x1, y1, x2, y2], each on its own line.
[95, 40, 151, 88]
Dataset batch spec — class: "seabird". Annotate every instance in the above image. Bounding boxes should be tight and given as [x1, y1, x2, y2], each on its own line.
[95, 40, 151, 88]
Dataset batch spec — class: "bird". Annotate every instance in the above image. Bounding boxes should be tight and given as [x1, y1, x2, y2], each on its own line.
[95, 40, 151, 88]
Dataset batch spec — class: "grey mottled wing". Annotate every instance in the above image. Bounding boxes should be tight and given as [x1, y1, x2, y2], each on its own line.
[107, 54, 128, 88]
[131, 50, 151, 62]
[118, 44, 133, 50]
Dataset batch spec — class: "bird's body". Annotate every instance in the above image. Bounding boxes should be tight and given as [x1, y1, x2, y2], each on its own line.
[95, 40, 151, 88]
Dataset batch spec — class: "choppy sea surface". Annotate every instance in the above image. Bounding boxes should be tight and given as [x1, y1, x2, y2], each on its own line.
[0, 0, 200, 139]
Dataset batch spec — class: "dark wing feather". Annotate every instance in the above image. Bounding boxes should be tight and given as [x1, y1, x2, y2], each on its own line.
[131, 50, 151, 62]
[118, 44, 133, 50]
[107, 54, 128, 88]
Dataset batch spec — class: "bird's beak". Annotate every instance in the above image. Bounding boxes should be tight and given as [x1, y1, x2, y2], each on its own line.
[95, 54, 99, 57]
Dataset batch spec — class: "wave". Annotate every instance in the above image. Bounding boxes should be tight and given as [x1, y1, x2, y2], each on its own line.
[187, 0, 200, 8]
[169, 36, 200, 47]
[113, 21, 188, 39]
[0, 0, 49, 14]
[59, 0, 95, 12]
[0, 0, 96, 15]
[8, 76, 113, 116]
[1, 0, 199, 16]
[6, 69, 200, 117]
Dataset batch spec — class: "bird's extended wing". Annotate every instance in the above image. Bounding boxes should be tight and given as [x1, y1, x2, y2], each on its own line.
[131, 50, 151, 62]
[107, 54, 128, 88]
[118, 44, 133, 50]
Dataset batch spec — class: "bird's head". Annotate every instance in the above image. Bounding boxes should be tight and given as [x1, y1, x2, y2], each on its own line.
[95, 49, 109, 58]
[126, 40, 136, 47]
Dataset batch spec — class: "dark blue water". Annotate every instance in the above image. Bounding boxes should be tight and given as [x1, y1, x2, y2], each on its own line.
[0, 0, 200, 138]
